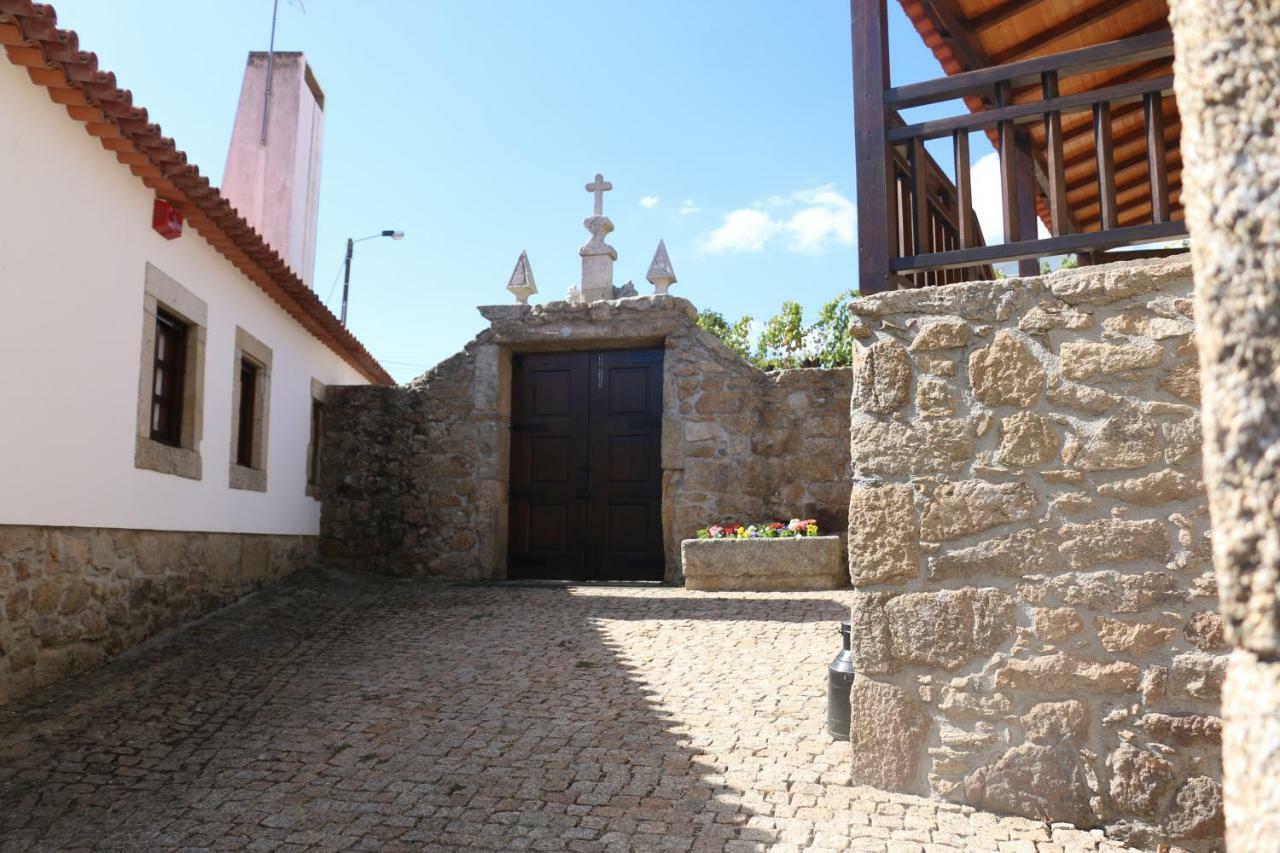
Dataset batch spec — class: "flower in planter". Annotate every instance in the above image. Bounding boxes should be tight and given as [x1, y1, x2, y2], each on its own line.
[695, 519, 820, 539]
[788, 518, 819, 536]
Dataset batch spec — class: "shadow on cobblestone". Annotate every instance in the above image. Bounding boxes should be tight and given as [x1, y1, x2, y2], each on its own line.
[0, 571, 1129, 851]
[0, 569, 847, 851]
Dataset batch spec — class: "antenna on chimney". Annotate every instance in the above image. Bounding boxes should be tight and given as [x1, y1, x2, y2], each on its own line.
[260, 0, 307, 144]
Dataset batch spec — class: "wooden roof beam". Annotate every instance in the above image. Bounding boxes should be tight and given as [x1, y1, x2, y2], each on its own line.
[1078, 182, 1183, 228]
[1069, 161, 1182, 207]
[1061, 108, 1178, 174]
[993, 0, 1153, 63]
[1011, 56, 1170, 105]
[1037, 73, 1174, 146]
[1066, 136, 1182, 191]
[970, 0, 1044, 32]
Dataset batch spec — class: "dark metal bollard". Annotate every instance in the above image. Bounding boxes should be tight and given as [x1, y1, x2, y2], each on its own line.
[827, 619, 855, 740]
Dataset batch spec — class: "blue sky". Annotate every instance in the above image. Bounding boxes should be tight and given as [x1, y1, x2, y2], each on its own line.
[49, 1, 998, 382]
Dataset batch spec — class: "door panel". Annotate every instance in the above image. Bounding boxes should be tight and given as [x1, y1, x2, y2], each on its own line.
[508, 347, 664, 581]
[508, 353, 590, 580]
[587, 349, 665, 581]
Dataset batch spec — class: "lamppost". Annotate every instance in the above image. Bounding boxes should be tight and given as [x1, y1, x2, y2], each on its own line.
[341, 230, 405, 327]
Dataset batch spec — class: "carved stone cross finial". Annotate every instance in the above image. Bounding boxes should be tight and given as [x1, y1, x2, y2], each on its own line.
[586, 173, 612, 217]
[580, 172, 617, 301]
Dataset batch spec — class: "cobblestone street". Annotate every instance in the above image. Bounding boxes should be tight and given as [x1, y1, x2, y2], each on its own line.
[0, 570, 1130, 852]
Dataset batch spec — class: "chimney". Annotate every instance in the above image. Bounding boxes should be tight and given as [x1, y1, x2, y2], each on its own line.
[222, 52, 325, 288]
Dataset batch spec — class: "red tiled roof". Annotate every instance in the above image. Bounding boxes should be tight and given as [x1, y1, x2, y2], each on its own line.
[0, 1, 395, 386]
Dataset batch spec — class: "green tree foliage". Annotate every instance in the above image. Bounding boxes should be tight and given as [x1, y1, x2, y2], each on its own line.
[696, 288, 860, 370]
[695, 310, 753, 360]
[755, 300, 806, 370]
[811, 289, 859, 368]
[1040, 254, 1079, 275]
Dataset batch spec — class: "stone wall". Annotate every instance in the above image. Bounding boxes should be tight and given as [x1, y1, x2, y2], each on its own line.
[1170, 2, 1280, 849]
[845, 257, 1225, 850]
[321, 296, 851, 580]
[0, 525, 316, 705]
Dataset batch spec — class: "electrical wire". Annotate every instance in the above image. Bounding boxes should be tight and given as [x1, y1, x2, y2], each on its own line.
[322, 253, 346, 307]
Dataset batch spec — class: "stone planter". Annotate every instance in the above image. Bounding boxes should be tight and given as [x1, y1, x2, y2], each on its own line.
[680, 536, 846, 591]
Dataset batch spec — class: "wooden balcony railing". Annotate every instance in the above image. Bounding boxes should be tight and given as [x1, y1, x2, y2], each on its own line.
[889, 113, 996, 287]
[853, 2, 1188, 294]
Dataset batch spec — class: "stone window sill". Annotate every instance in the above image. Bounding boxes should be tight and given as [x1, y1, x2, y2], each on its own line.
[229, 463, 267, 492]
[135, 435, 202, 480]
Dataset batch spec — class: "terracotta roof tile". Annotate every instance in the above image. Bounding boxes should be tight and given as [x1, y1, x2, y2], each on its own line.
[0, 1, 394, 385]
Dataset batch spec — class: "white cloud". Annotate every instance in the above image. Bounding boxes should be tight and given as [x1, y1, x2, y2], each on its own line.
[700, 208, 780, 254]
[698, 184, 855, 256]
[678, 199, 702, 217]
[970, 153, 1006, 245]
[970, 152, 1051, 247]
[639, 195, 660, 209]
[783, 185, 856, 254]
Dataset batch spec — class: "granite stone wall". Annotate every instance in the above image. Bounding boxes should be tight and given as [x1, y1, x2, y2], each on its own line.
[1170, 2, 1280, 848]
[320, 296, 851, 581]
[0, 525, 316, 705]
[845, 257, 1224, 850]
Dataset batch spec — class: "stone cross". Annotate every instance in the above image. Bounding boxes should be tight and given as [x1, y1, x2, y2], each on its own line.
[586, 173, 612, 216]
[580, 172, 617, 302]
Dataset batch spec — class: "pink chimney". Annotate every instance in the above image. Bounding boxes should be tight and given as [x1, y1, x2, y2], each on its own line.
[221, 52, 325, 288]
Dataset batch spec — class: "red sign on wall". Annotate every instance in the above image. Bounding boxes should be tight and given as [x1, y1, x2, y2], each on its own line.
[152, 198, 183, 240]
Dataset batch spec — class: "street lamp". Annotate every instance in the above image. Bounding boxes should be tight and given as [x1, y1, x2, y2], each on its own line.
[341, 230, 405, 327]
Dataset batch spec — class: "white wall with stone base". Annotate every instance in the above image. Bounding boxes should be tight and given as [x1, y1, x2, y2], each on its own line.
[0, 53, 365, 537]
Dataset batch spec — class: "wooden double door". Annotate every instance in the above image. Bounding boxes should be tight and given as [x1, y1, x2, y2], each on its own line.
[508, 347, 665, 581]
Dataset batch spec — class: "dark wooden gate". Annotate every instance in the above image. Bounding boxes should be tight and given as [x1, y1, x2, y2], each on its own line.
[508, 348, 665, 581]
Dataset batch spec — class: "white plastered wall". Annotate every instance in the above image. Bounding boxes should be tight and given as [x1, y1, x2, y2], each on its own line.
[0, 58, 368, 535]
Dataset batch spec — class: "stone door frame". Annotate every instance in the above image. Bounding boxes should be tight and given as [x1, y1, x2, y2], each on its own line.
[504, 347, 666, 581]
[479, 319, 684, 584]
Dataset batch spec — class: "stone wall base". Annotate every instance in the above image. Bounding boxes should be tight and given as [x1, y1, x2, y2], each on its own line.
[0, 525, 317, 706]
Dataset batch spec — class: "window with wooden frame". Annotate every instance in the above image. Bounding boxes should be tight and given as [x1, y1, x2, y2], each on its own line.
[236, 359, 259, 468]
[305, 379, 327, 500]
[228, 327, 272, 492]
[135, 263, 207, 480]
[150, 309, 188, 447]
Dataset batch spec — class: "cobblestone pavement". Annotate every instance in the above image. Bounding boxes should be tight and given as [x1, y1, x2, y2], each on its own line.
[0, 570, 1134, 852]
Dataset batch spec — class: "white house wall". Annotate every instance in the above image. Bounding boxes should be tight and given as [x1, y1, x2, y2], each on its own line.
[0, 58, 367, 536]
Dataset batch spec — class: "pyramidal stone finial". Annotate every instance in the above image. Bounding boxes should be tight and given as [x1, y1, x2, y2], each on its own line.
[646, 239, 677, 295]
[507, 250, 537, 304]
